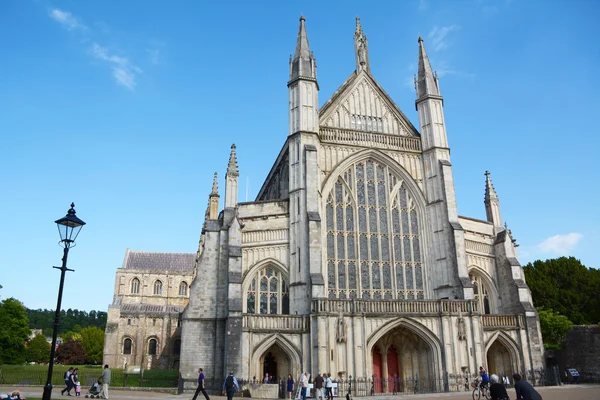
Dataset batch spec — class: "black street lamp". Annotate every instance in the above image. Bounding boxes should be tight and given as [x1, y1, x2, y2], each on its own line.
[42, 203, 86, 400]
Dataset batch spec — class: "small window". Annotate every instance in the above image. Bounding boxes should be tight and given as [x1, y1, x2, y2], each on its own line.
[131, 278, 140, 294]
[152, 319, 156, 326]
[148, 338, 157, 355]
[127, 319, 131, 325]
[179, 281, 188, 296]
[123, 338, 132, 355]
[153, 280, 163, 295]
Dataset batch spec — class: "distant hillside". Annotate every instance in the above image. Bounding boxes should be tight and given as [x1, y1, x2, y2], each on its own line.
[27, 308, 107, 336]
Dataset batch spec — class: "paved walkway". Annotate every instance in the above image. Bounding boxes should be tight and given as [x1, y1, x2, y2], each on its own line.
[1, 384, 598, 400]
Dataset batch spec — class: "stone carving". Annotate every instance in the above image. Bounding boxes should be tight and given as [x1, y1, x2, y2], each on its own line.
[457, 310, 467, 341]
[336, 306, 347, 343]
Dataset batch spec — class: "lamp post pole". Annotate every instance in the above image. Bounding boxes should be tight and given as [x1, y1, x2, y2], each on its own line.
[42, 203, 86, 400]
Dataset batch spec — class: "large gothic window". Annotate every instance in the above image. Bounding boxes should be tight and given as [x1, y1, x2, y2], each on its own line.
[123, 338, 132, 355]
[178, 281, 188, 296]
[246, 267, 289, 315]
[326, 159, 424, 300]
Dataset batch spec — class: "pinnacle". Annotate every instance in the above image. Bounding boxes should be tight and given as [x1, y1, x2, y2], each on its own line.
[227, 143, 239, 177]
[210, 172, 219, 196]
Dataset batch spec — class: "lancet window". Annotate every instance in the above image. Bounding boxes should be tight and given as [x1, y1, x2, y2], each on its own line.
[153, 280, 163, 295]
[326, 159, 424, 300]
[178, 281, 188, 296]
[246, 267, 289, 315]
[130, 278, 140, 294]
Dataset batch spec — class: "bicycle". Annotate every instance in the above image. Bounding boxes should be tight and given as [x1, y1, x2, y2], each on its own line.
[471, 381, 491, 400]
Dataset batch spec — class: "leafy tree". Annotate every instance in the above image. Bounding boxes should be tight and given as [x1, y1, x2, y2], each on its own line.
[27, 308, 107, 334]
[27, 334, 51, 363]
[56, 339, 87, 365]
[523, 257, 600, 324]
[79, 326, 104, 364]
[63, 331, 83, 343]
[0, 297, 31, 364]
[537, 308, 573, 350]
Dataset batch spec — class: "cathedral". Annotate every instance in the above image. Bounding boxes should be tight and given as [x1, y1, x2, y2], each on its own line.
[103, 17, 544, 393]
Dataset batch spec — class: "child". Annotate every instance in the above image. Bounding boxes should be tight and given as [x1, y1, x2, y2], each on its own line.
[75, 382, 81, 397]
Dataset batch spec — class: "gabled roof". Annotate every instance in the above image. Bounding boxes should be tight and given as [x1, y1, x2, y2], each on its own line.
[122, 249, 195, 272]
[319, 70, 420, 137]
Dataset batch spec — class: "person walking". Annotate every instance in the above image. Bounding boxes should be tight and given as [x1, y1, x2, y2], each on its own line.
[192, 368, 210, 400]
[287, 374, 294, 399]
[489, 374, 509, 400]
[314, 373, 324, 400]
[300, 372, 309, 400]
[513, 374, 542, 400]
[325, 373, 333, 400]
[61, 367, 74, 396]
[222, 372, 240, 400]
[98, 364, 111, 399]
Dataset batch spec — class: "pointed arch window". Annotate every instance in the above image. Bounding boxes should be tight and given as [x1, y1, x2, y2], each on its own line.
[123, 338, 132, 355]
[178, 281, 188, 296]
[131, 278, 140, 294]
[153, 280, 163, 295]
[245, 267, 289, 315]
[325, 158, 424, 300]
[469, 271, 492, 314]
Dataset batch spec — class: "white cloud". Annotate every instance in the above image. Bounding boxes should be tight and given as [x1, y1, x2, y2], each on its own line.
[92, 43, 142, 90]
[537, 233, 583, 255]
[428, 25, 460, 52]
[49, 9, 87, 31]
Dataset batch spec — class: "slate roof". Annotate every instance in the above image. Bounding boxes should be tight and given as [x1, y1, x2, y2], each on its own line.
[119, 303, 185, 316]
[122, 250, 195, 272]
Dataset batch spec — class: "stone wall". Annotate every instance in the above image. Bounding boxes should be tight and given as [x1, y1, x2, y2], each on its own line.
[562, 325, 600, 382]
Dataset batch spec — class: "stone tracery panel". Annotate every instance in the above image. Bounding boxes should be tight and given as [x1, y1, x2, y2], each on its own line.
[326, 159, 424, 300]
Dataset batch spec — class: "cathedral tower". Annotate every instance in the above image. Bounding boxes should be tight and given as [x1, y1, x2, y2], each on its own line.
[415, 37, 471, 299]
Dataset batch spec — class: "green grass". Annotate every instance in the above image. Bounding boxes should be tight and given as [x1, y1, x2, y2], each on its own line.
[0, 365, 178, 388]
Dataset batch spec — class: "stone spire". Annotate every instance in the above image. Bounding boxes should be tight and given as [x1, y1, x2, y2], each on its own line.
[225, 144, 239, 208]
[205, 172, 219, 220]
[484, 170, 502, 229]
[289, 16, 317, 82]
[354, 17, 370, 73]
[416, 37, 440, 101]
[227, 144, 239, 177]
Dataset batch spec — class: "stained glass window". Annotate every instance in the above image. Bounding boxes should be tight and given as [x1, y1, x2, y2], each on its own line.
[325, 158, 425, 299]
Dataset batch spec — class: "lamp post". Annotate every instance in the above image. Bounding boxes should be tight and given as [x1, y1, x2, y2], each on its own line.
[42, 203, 86, 400]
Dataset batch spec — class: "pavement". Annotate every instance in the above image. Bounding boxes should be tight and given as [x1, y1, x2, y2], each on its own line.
[1, 384, 598, 400]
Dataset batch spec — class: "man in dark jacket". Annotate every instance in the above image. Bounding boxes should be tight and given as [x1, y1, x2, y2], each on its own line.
[192, 368, 210, 400]
[513, 374, 542, 400]
[314, 373, 324, 400]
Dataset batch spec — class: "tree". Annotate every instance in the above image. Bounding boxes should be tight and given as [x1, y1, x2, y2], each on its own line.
[537, 308, 574, 350]
[79, 326, 105, 364]
[0, 297, 31, 364]
[63, 331, 83, 343]
[523, 257, 600, 324]
[56, 339, 87, 365]
[27, 334, 51, 363]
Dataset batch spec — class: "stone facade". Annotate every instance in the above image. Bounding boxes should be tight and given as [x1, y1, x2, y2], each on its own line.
[103, 250, 195, 370]
[105, 16, 546, 393]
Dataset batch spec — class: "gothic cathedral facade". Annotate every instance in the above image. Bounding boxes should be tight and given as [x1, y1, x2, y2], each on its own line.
[106, 17, 545, 392]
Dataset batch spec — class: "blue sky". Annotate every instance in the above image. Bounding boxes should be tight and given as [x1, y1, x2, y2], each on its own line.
[1, 0, 598, 312]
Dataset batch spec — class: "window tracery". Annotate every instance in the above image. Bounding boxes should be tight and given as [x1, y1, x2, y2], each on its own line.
[470, 272, 491, 314]
[326, 159, 424, 299]
[178, 281, 188, 296]
[153, 280, 163, 295]
[245, 267, 289, 314]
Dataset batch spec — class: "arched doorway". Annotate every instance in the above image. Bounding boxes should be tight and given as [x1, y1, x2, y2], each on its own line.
[372, 326, 435, 393]
[486, 340, 513, 377]
[259, 343, 291, 382]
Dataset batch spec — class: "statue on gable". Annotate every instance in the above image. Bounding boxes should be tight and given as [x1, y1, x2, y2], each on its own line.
[357, 40, 366, 65]
[336, 306, 347, 343]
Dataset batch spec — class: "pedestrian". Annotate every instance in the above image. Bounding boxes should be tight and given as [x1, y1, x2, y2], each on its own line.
[192, 368, 210, 400]
[287, 374, 294, 399]
[325, 373, 333, 400]
[222, 372, 240, 400]
[75, 381, 81, 397]
[314, 373, 324, 400]
[300, 372, 309, 400]
[513, 373, 542, 400]
[489, 374, 509, 400]
[98, 364, 111, 399]
[61, 367, 74, 396]
[264, 373, 270, 383]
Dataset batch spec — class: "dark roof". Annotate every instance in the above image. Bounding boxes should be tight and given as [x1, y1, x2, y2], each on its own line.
[120, 303, 185, 316]
[122, 250, 195, 272]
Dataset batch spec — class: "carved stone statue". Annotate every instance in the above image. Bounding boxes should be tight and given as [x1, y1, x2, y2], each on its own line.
[457, 310, 467, 341]
[357, 40, 366, 65]
[336, 306, 347, 343]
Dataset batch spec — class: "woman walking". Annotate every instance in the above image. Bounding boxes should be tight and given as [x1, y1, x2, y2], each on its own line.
[287, 374, 294, 399]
